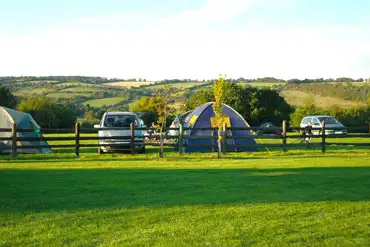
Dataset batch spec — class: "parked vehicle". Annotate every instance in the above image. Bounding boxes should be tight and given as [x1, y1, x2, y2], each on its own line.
[300, 115, 347, 135]
[94, 112, 146, 153]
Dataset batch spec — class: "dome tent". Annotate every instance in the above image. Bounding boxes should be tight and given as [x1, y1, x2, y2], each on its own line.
[0, 107, 51, 154]
[182, 102, 256, 153]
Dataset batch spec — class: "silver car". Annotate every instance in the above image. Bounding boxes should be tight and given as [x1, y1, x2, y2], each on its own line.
[300, 115, 347, 135]
[94, 112, 146, 153]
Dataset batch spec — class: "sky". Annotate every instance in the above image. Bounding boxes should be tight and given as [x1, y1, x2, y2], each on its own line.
[0, 0, 369, 80]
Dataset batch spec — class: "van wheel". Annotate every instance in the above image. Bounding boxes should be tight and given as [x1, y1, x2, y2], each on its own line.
[98, 147, 104, 155]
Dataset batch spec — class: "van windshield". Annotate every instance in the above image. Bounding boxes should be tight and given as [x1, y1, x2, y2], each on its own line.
[317, 117, 338, 125]
[104, 115, 137, 127]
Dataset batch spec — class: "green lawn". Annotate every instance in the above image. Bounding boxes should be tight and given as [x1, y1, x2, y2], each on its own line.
[1, 148, 370, 246]
[83, 97, 127, 107]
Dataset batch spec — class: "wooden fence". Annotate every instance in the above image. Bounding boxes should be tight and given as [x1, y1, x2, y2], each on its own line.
[0, 121, 369, 157]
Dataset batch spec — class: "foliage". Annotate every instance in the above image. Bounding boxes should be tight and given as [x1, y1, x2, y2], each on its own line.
[212, 77, 226, 130]
[156, 85, 175, 157]
[0, 85, 17, 108]
[129, 96, 162, 113]
[17, 96, 77, 128]
[186, 82, 293, 126]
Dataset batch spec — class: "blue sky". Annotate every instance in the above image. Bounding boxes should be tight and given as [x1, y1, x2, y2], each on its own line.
[0, 0, 369, 79]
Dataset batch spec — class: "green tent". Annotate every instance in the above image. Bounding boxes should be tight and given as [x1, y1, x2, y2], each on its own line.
[0, 107, 51, 154]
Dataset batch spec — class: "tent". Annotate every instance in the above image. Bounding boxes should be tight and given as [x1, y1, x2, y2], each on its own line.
[182, 102, 256, 153]
[0, 107, 51, 154]
[256, 122, 282, 137]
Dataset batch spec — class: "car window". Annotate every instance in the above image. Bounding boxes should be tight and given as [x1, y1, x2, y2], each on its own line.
[312, 118, 320, 126]
[317, 117, 338, 124]
[104, 115, 137, 127]
[302, 118, 311, 124]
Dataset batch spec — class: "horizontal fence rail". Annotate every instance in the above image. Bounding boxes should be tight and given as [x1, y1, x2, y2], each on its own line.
[0, 121, 369, 157]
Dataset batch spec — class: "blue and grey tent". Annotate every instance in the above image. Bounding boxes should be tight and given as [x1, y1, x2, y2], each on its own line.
[0, 107, 51, 154]
[182, 102, 256, 153]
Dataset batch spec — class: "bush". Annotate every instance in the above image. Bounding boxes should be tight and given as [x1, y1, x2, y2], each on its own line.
[17, 96, 77, 128]
[0, 85, 17, 108]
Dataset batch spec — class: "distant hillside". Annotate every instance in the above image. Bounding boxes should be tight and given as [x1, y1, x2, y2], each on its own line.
[2, 76, 368, 115]
[282, 82, 370, 103]
[280, 90, 367, 109]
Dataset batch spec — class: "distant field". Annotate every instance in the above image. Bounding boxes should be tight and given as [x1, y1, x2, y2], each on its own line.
[13, 87, 56, 96]
[60, 86, 104, 93]
[47, 92, 93, 98]
[83, 97, 127, 107]
[326, 81, 370, 86]
[281, 90, 366, 108]
[104, 81, 155, 88]
[145, 82, 208, 90]
[239, 82, 287, 88]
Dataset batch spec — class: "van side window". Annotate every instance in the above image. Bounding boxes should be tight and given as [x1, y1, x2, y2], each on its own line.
[302, 118, 311, 124]
[312, 118, 320, 126]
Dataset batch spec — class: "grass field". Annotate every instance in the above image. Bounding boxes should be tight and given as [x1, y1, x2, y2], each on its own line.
[280, 90, 366, 108]
[83, 97, 127, 107]
[0, 148, 369, 246]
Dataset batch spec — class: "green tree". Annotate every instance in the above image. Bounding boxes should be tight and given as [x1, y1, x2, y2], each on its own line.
[129, 96, 161, 113]
[186, 82, 293, 126]
[17, 96, 77, 128]
[156, 85, 175, 158]
[0, 85, 17, 108]
[213, 77, 226, 158]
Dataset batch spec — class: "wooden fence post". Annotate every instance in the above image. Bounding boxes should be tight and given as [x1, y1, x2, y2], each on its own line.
[130, 123, 135, 155]
[178, 123, 183, 155]
[321, 121, 326, 153]
[222, 123, 227, 155]
[11, 123, 17, 157]
[282, 120, 287, 152]
[75, 122, 80, 157]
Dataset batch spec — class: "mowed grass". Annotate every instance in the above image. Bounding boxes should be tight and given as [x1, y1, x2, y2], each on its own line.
[0, 149, 370, 246]
[83, 97, 127, 107]
[280, 90, 366, 108]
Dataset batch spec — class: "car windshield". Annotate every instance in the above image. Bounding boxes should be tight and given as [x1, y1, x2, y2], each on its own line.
[317, 117, 338, 124]
[104, 115, 137, 127]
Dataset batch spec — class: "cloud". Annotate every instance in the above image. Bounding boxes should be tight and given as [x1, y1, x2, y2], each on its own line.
[161, 0, 263, 25]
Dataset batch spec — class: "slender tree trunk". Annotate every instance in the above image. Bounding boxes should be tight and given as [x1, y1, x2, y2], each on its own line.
[217, 128, 222, 159]
[159, 131, 164, 158]
[159, 120, 166, 158]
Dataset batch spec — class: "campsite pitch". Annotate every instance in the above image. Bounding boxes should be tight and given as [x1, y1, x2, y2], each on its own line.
[0, 150, 369, 246]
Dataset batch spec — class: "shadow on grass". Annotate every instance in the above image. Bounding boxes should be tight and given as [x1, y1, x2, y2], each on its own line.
[1, 167, 369, 212]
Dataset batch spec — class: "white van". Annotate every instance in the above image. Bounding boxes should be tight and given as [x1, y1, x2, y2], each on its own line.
[94, 112, 146, 153]
[300, 115, 347, 135]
